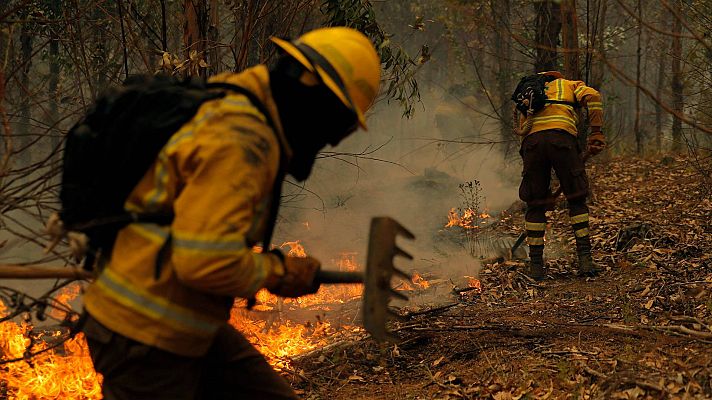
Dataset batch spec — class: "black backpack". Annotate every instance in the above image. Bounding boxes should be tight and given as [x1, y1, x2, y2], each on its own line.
[59, 74, 276, 263]
[511, 74, 576, 114]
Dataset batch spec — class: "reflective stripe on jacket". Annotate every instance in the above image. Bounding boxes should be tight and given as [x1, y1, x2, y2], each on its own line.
[519, 78, 604, 136]
[84, 66, 291, 357]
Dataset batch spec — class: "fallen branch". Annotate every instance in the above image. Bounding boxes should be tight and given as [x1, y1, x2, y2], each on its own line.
[402, 303, 460, 318]
[583, 366, 608, 379]
[628, 380, 666, 393]
[646, 324, 712, 339]
[0, 264, 93, 280]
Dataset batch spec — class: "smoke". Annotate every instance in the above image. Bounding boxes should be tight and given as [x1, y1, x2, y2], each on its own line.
[2, 85, 523, 310]
[275, 85, 522, 284]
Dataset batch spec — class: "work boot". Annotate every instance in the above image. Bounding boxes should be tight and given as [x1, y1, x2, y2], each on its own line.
[577, 252, 601, 276]
[526, 244, 546, 281]
[527, 258, 545, 281]
[575, 236, 601, 276]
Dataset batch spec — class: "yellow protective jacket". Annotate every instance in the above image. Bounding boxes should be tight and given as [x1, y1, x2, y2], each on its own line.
[519, 78, 603, 136]
[84, 66, 291, 357]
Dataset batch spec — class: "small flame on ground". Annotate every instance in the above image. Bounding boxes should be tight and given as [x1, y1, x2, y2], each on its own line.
[445, 208, 491, 229]
[280, 240, 307, 258]
[465, 276, 482, 292]
[412, 272, 430, 289]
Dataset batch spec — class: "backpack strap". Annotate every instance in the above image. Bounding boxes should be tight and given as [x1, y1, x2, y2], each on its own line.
[544, 99, 579, 108]
[205, 82, 277, 131]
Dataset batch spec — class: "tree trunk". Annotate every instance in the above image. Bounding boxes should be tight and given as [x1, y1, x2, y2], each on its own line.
[670, 0, 683, 153]
[491, 0, 513, 154]
[19, 22, 33, 165]
[49, 1, 61, 157]
[654, 9, 669, 152]
[184, 0, 208, 76]
[93, 5, 107, 93]
[560, 0, 580, 80]
[534, 0, 562, 72]
[634, 0, 642, 154]
[207, 0, 220, 75]
[161, 0, 168, 51]
[589, 0, 607, 90]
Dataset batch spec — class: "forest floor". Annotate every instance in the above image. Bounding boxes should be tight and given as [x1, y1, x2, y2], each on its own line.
[288, 155, 712, 400]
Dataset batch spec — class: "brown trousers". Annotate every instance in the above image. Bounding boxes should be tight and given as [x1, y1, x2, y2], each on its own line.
[518, 130, 590, 223]
[83, 314, 298, 400]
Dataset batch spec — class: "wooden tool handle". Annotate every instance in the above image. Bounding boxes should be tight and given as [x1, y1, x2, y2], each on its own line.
[316, 270, 363, 284]
[0, 264, 93, 280]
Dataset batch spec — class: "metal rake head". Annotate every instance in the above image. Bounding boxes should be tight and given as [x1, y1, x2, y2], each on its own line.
[363, 216, 415, 343]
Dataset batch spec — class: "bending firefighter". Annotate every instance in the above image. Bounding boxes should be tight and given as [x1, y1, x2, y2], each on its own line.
[512, 71, 605, 280]
[81, 27, 380, 399]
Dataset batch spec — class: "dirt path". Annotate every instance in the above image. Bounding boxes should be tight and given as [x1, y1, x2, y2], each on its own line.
[290, 156, 712, 399]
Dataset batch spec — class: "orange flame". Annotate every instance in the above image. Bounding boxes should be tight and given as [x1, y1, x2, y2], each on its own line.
[1, 240, 427, 393]
[280, 240, 307, 258]
[412, 272, 430, 289]
[47, 284, 81, 320]
[445, 208, 492, 229]
[465, 276, 482, 292]
[1, 294, 102, 399]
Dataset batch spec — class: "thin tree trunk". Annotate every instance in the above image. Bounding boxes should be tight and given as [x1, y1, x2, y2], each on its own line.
[19, 22, 32, 165]
[534, 0, 562, 72]
[655, 9, 670, 153]
[93, 6, 107, 93]
[560, 0, 580, 80]
[207, 0, 220, 75]
[590, 0, 607, 90]
[48, 1, 61, 157]
[655, 49, 665, 152]
[670, 0, 683, 152]
[634, 0, 642, 154]
[491, 0, 512, 153]
[161, 0, 168, 51]
[184, 0, 208, 76]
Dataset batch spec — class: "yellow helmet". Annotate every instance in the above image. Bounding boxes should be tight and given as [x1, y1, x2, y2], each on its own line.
[538, 71, 565, 80]
[271, 27, 381, 130]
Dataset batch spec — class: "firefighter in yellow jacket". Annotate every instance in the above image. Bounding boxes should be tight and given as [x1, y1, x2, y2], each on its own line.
[515, 71, 605, 280]
[81, 27, 380, 399]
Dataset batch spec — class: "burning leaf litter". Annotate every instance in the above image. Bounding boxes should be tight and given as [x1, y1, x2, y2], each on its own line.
[289, 156, 712, 399]
[0, 242, 434, 397]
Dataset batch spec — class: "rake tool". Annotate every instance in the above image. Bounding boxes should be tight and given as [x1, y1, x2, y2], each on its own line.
[311, 216, 415, 342]
[0, 217, 416, 343]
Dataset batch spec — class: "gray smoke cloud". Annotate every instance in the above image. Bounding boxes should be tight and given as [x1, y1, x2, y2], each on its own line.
[275, 85, 522, 288]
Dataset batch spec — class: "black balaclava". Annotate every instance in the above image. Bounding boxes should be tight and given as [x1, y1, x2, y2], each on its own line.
[269, 55, 358, 182]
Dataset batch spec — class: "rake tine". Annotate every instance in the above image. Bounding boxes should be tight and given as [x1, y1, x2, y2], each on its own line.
[394, 246, 413, 260]
[397, 224, 415, 240]
[389, 288, 409, 301]
[393, 267, 412, 281]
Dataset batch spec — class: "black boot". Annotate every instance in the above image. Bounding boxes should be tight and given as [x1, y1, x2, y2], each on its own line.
[575, 236, 601, 276]
[527, 245, 545, 281]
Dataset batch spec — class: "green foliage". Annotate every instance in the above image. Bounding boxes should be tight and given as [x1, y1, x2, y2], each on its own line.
[321, 0, 422, 117]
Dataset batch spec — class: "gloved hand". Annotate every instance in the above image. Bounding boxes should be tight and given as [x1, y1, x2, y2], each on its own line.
[265, 251, 321, 298]
[587, 131, 606, 155]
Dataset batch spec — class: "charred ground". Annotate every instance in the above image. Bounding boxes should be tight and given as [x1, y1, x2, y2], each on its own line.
[289, 155, 712, 399]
